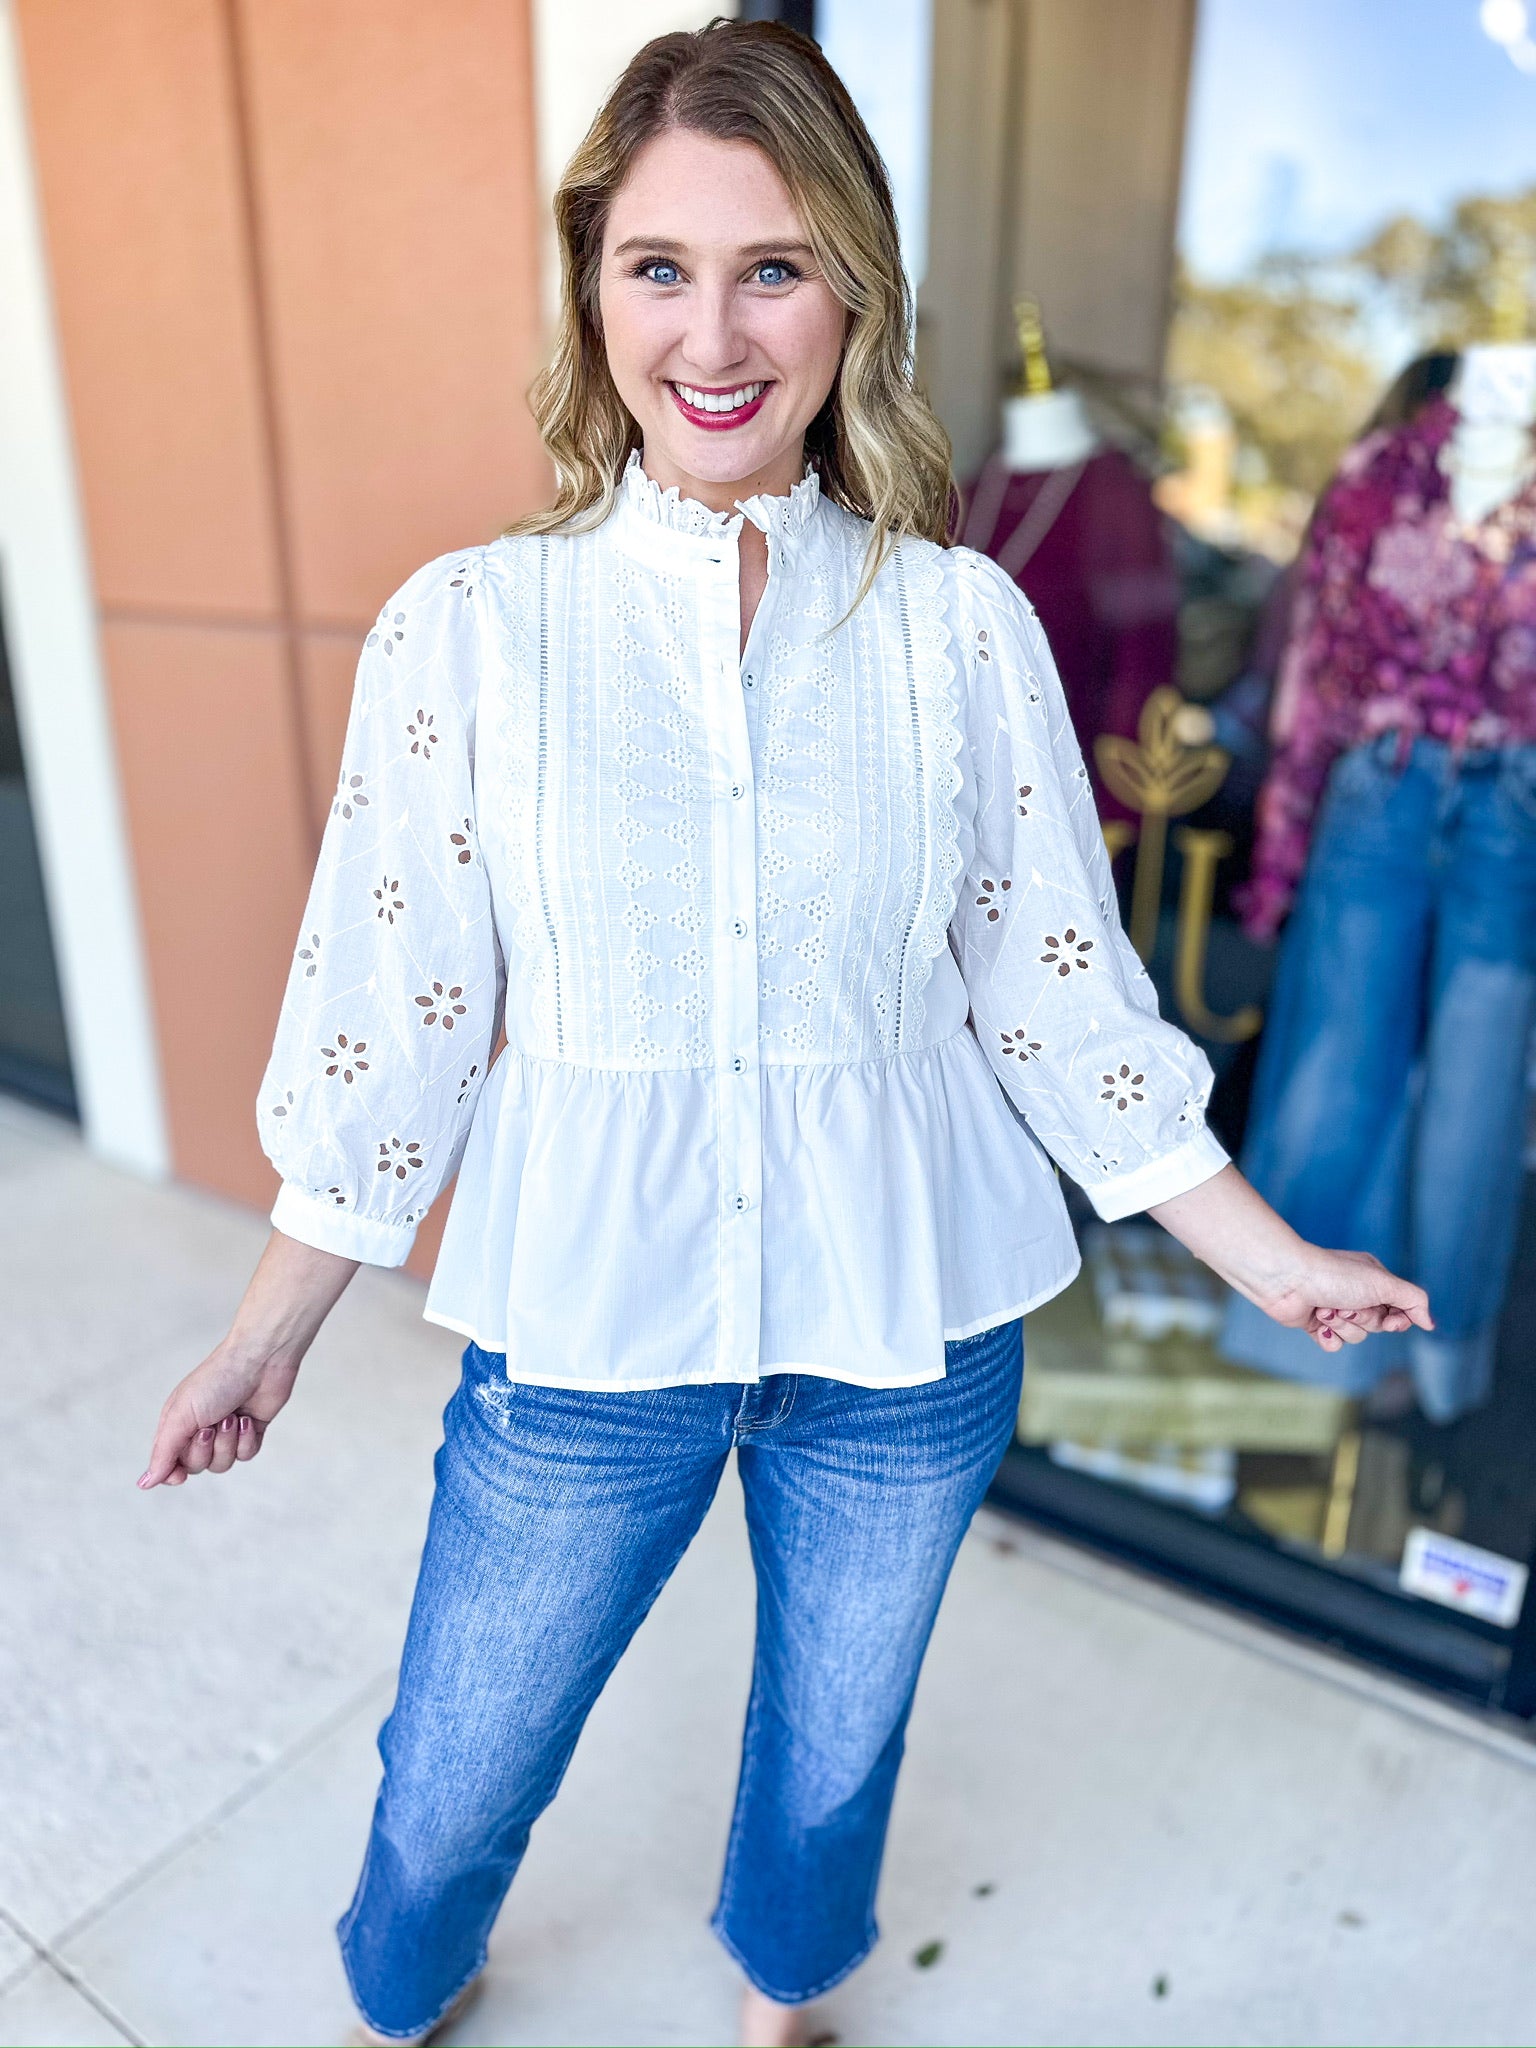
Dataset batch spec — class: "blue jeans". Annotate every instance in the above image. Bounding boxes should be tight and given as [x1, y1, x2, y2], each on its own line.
[1223, 734, 1536, 1421]
[336, 1320, 1025, 2037]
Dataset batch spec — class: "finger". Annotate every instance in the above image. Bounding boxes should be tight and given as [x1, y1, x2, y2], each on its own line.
[164, 1463, 189, 1486]
[1332, 1304, 1389, 1333]
[181, 1425, 217, 1475]
[140, 1411, 203, 1490]
[206, 1414, 240, 1474]
[1374, 1271, 1434, 1330]
[234, 1413, 262, 1462]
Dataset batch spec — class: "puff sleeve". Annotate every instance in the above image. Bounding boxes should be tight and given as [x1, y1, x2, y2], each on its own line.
[949, 547, 1230, 1219]
[257, 548, 504, 1264]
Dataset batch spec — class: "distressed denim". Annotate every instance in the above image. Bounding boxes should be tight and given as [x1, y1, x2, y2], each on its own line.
[336, 1319, 1025, 2037]
[1222, 733, 1536, 1421]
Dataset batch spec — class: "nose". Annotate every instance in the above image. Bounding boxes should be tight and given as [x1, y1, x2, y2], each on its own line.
[679, 276, 750, 381]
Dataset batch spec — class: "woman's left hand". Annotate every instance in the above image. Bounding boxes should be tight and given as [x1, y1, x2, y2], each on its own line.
[1149, 1164, 1433, 1354]
[1256, 1245, 1433, 1353]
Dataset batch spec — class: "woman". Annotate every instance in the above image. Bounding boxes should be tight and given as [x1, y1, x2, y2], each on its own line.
[139, 22, 1429, 2047]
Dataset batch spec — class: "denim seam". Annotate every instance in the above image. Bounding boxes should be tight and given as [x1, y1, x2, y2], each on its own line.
[731, 1381, 755, 1438]
[711, 1611, 878, 2005]
[733, 1378, 797, 1440]
[766, 1376, 797, 1430]
[712, 1667, 765, 1935]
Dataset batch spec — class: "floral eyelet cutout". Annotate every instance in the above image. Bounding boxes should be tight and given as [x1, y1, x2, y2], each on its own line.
[373, 876, 405, 924]
[1000, 1029, 1042, 1061]
[269, 1089, 295, 1119]
[1041, 928, 1094, 976]
[367, 611, 407, 656]
[415, 982, 467, 1030]
[321, 1034, 369, 1083]
[297, 932, 321, 977]
[1016, 785, 1033, 817]
[376, 1136, 425, 1179]
[976, 627, 992, 663]
[456, 1063, 481, 1104]
[975, 875, 1011, 920]
[333, 773, 369, 820]
[1100, 1064, 1146, 1110]
[449, 818, 476, 865]
[407, 710, 438, 759]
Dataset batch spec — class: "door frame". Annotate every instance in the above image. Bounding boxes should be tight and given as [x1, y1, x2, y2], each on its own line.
[0, 0, 167, 1173]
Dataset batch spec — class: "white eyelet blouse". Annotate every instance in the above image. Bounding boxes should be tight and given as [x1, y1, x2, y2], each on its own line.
[259, 452, 1228, 1389]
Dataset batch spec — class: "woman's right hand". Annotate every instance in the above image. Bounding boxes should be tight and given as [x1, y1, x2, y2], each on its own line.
[137, 1229, 360, 1490]
[138, 1342, 301, 1487]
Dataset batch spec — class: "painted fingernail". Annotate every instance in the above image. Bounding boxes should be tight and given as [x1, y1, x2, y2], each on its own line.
[219, 1415, 236, 1432]
[197, 1426, 215, 1443]
[137, 1472, 152, 1488]
[238, 1414, 253, 1435]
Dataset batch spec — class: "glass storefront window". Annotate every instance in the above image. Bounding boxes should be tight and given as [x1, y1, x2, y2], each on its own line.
[966, 0, 1536, 1711]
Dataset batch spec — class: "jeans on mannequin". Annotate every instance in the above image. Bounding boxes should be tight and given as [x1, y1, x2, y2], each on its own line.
[1222, 732, 1536, 1423]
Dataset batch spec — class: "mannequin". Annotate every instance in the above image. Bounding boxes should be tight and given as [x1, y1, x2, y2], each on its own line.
[999, 300, 1100, 472]
[1444, 343, 1536, 521]
[1223, 342, 1536, 1425]
[959, 302, 1177, 820]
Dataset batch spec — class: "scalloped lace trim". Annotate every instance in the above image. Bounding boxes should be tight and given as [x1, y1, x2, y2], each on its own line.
[895, 536, 965, 1045]
[482, 536, 559, 1047]
[619, 449, 820, 539]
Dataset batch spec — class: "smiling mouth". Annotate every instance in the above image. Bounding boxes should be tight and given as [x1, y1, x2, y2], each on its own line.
[666, 380, 773, 430]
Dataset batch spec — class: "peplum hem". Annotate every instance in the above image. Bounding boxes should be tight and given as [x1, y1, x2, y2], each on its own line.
[424, 1025, 1082, 1386]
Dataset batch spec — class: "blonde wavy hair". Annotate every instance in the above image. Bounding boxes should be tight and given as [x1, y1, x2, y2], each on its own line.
[506, 16, 954, 605]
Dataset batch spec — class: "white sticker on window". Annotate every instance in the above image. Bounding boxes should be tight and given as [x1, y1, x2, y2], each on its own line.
[1400, 1528, 1529, 1629]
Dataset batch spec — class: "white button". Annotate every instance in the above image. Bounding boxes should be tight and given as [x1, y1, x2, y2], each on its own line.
[734, 1192, 750, 1212]
[732, 919, 748, 937]
[730, 783, 745, 799]
[743, 673, 756, 689]
[731, 1056, 747, 1073]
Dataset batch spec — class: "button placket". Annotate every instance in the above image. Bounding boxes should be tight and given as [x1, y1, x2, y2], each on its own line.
[699, 533, 763, 1382]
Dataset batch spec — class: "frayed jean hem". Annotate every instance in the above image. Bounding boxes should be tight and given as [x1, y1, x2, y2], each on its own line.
[709, 1908, 877, 2006]
[336, 1916, 486, 2043]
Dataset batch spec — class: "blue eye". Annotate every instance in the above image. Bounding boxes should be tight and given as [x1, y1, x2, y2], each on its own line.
[755, 260, 800, 286]
[639, 259, 682, 285]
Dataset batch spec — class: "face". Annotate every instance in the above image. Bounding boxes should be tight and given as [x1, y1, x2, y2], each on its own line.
[597, 128, 848, 507]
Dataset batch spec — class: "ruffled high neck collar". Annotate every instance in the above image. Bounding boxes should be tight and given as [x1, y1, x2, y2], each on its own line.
[619, 449, 821, 542]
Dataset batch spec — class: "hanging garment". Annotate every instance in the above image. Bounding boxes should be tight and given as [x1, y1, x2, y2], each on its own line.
[1221, 732, 1536, 1421]
[1239, 394, 1536, 945]
[959, 449, 1180, 821]
[258, 453, 1227, 1391]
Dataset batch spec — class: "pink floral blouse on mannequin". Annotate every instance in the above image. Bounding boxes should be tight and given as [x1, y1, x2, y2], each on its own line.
[1238, 394, 1536, 943]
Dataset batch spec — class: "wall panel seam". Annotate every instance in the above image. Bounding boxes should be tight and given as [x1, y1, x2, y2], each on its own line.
[217, 0, 319, 855]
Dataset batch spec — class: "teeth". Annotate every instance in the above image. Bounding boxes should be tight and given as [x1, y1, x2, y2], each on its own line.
[676, 381, 767, 413]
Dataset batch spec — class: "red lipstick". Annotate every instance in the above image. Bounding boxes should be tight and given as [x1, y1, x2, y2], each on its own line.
[666, 380, 773, 432]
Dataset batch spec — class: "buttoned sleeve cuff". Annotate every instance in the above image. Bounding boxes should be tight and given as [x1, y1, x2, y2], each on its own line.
[1079, 1127, 1231, 1222]
[270, 1182, 420, 1267]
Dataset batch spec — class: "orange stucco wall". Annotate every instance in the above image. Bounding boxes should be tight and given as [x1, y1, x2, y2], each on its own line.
[16, 0, 549, 1272]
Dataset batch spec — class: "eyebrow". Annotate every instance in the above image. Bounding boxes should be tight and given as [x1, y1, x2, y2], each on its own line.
[609, 236, 816, 262]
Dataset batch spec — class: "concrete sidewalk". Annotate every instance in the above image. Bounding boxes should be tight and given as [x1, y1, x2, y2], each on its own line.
[4, 1091, 1536, 2048]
